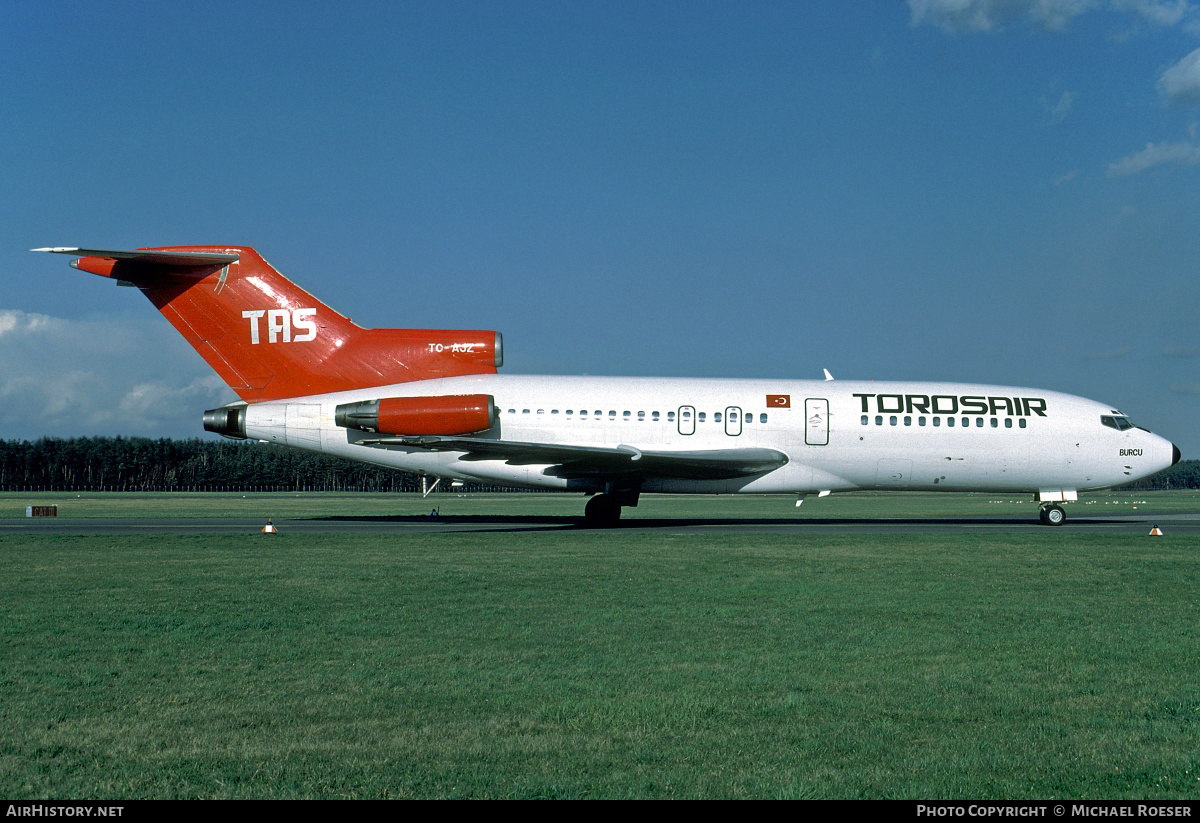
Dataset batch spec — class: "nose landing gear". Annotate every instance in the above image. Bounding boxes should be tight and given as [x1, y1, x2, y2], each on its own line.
[1039, 503, 1066, 526]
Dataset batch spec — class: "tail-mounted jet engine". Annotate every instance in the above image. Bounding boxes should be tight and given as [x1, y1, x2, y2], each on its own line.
[335, 394, 496, 436]
[203, 404, 247, 439]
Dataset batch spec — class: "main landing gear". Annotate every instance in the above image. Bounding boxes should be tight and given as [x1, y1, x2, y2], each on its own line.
[583, 489, 640, 528]
[1038, 503, 1066, 526]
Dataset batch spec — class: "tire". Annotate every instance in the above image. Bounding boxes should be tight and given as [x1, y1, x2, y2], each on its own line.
[1044, 504, 1066, 526]
[584, 494, 621, 528]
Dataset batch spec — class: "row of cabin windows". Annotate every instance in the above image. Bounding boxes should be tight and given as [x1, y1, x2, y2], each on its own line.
[500, 408, 771, 424]
[862, 415, 1027, 429]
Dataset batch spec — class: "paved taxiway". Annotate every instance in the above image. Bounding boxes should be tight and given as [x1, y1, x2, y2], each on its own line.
[6, 512, 1200, 535]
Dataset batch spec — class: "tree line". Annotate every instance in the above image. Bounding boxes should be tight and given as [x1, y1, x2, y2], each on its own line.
[0, 436, 1195, 492]
[1115, 458, 1200, 490]
[0, 437, 515, 493]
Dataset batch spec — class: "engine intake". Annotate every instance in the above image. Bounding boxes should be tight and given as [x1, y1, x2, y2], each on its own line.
[336, 394, 496, 436]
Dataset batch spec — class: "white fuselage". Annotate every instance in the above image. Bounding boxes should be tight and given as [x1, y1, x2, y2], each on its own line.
[236, 375, 1178, 496]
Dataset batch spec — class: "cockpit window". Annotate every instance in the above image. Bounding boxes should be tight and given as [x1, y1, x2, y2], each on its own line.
[1100, 414, 1135, 431]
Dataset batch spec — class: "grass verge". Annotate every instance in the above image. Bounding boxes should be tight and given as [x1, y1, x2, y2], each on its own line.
[2, 530, 1198, 798]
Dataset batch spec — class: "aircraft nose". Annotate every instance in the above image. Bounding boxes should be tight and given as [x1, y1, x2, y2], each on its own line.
[1172, 443, 1181, 466]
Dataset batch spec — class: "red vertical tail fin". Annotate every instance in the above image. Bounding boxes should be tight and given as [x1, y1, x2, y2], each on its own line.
[35, 246, 502, 402]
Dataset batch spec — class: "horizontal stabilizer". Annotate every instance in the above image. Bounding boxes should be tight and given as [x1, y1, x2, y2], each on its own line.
[32, 247, 240, 267]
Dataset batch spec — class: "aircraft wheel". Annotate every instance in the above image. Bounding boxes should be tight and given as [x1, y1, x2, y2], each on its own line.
[1042, 504, 1066, 526]
[584, 494, 621, 528]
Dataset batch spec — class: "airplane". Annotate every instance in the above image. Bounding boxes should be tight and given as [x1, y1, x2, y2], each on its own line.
[32, 245, 1181, 526]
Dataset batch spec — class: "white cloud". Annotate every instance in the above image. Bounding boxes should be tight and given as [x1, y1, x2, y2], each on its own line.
[0, 309, 64, 338]
[0, 309, 235, 439]
[1111, 0, 1192, 27]
[909, 0, 1195, 32]
[1044, 90, 1076, 123]
[908, 0, 1099, 33]
[1032, 0, 1102, 30]
[117, 376, 230, 429]
[908, 0, 999, 33]
[1159, 48, 1200, 104]
[1106, 139, 1200, 175]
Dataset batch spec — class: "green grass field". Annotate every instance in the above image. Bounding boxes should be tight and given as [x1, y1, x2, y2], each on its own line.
[2, 493, 1199, 799]
[5, 488, 1200, 521]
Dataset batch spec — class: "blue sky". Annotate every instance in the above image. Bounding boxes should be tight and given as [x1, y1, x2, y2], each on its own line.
[4, 1, 1198, 455]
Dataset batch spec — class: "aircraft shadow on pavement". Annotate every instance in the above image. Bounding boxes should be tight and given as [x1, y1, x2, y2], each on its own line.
[308, 513, 1140, 531]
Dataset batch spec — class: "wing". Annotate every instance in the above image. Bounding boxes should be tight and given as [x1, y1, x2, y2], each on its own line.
[356, 435, 788, 480]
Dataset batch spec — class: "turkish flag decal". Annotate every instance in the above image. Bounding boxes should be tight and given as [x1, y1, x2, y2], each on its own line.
[766, 394, 791, 408]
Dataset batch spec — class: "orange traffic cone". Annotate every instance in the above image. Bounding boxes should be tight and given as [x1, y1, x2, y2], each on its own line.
[262, 518, 278, 534]
[1149, 525, 1163, 536]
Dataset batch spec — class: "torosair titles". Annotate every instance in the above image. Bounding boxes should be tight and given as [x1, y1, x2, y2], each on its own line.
[854, 393, 1048, 417]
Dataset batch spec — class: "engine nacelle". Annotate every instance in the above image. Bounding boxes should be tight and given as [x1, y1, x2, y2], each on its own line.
[202, 404, 247, 439]
[335, 394, 496, 436]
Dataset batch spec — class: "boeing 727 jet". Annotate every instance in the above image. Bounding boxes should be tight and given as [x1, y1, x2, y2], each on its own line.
[33, 246, 1180, 526]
